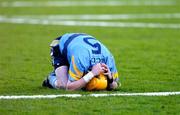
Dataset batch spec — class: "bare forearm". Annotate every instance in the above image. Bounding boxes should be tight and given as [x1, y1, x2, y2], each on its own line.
[66, 78, 87, 90]
[66, 63, 105, 90]
[66, 72, 95, 90]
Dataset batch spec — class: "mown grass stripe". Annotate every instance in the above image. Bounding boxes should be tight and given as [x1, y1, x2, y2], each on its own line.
[0, 16, 180, 29]
[8, 13, 180, 20]
[0, 0, 176, 7]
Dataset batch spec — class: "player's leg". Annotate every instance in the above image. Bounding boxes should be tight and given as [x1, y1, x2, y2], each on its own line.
[42, 66, 68, 89]
[54, 66, 68, 89]
[42, 36, 69, 89]
[42, 72, 55, 89]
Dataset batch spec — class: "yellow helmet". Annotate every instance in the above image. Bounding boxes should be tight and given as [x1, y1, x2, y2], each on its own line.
[85, 74, 107, 91]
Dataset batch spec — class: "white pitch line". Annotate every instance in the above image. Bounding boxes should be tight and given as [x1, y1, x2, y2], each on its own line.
[15, 13, 180, 20]
[0, 16, 180, 29]
[0, 94, 82, 99]
[0, 1, 176, 7]
[90, 92, 180, 97]
[0, 92, 180, 99]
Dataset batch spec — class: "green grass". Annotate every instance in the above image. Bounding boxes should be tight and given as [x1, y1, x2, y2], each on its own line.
[0, 96, 180, 114]
[0, 0, 180, 114]
[1, 6, 180, 15]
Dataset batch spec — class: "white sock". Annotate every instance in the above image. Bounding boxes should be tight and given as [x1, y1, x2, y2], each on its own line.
[48, 74, 58, 89]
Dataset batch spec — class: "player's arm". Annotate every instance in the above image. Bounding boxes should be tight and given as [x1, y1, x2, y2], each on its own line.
[66, 63, 105, 90]
[101, 63, 119, 90]
[107, 75, 119, 90]
[105, 72, 119, 90]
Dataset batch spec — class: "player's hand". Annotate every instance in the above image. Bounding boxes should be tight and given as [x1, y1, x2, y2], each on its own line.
[91, 63, 106, 76]
[100, 63, 108, 73]
[101, 63, 113, 80]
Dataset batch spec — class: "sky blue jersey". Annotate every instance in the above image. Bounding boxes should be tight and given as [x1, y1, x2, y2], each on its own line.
[59, 33, 119, 82]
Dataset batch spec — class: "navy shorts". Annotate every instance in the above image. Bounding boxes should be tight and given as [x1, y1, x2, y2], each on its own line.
[50, 36, 69, 70]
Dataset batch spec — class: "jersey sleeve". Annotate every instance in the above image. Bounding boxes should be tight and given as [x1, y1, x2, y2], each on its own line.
[107, 55, 119, 82]
[68, 55, 84, 82]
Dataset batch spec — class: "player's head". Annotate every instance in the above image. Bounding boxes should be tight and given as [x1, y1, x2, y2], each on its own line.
[85, 74, 107, 91]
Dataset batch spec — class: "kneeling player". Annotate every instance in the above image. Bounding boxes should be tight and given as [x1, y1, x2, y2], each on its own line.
[42, 33, 119, 91]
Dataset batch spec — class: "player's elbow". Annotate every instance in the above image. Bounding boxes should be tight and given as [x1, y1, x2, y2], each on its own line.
[108, 81, 120, 90]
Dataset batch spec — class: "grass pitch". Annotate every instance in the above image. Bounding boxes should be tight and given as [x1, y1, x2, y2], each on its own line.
[0, 0, 180, 114]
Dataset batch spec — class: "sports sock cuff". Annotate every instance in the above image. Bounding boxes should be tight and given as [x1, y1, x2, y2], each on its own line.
[48, 75, 58, 89]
